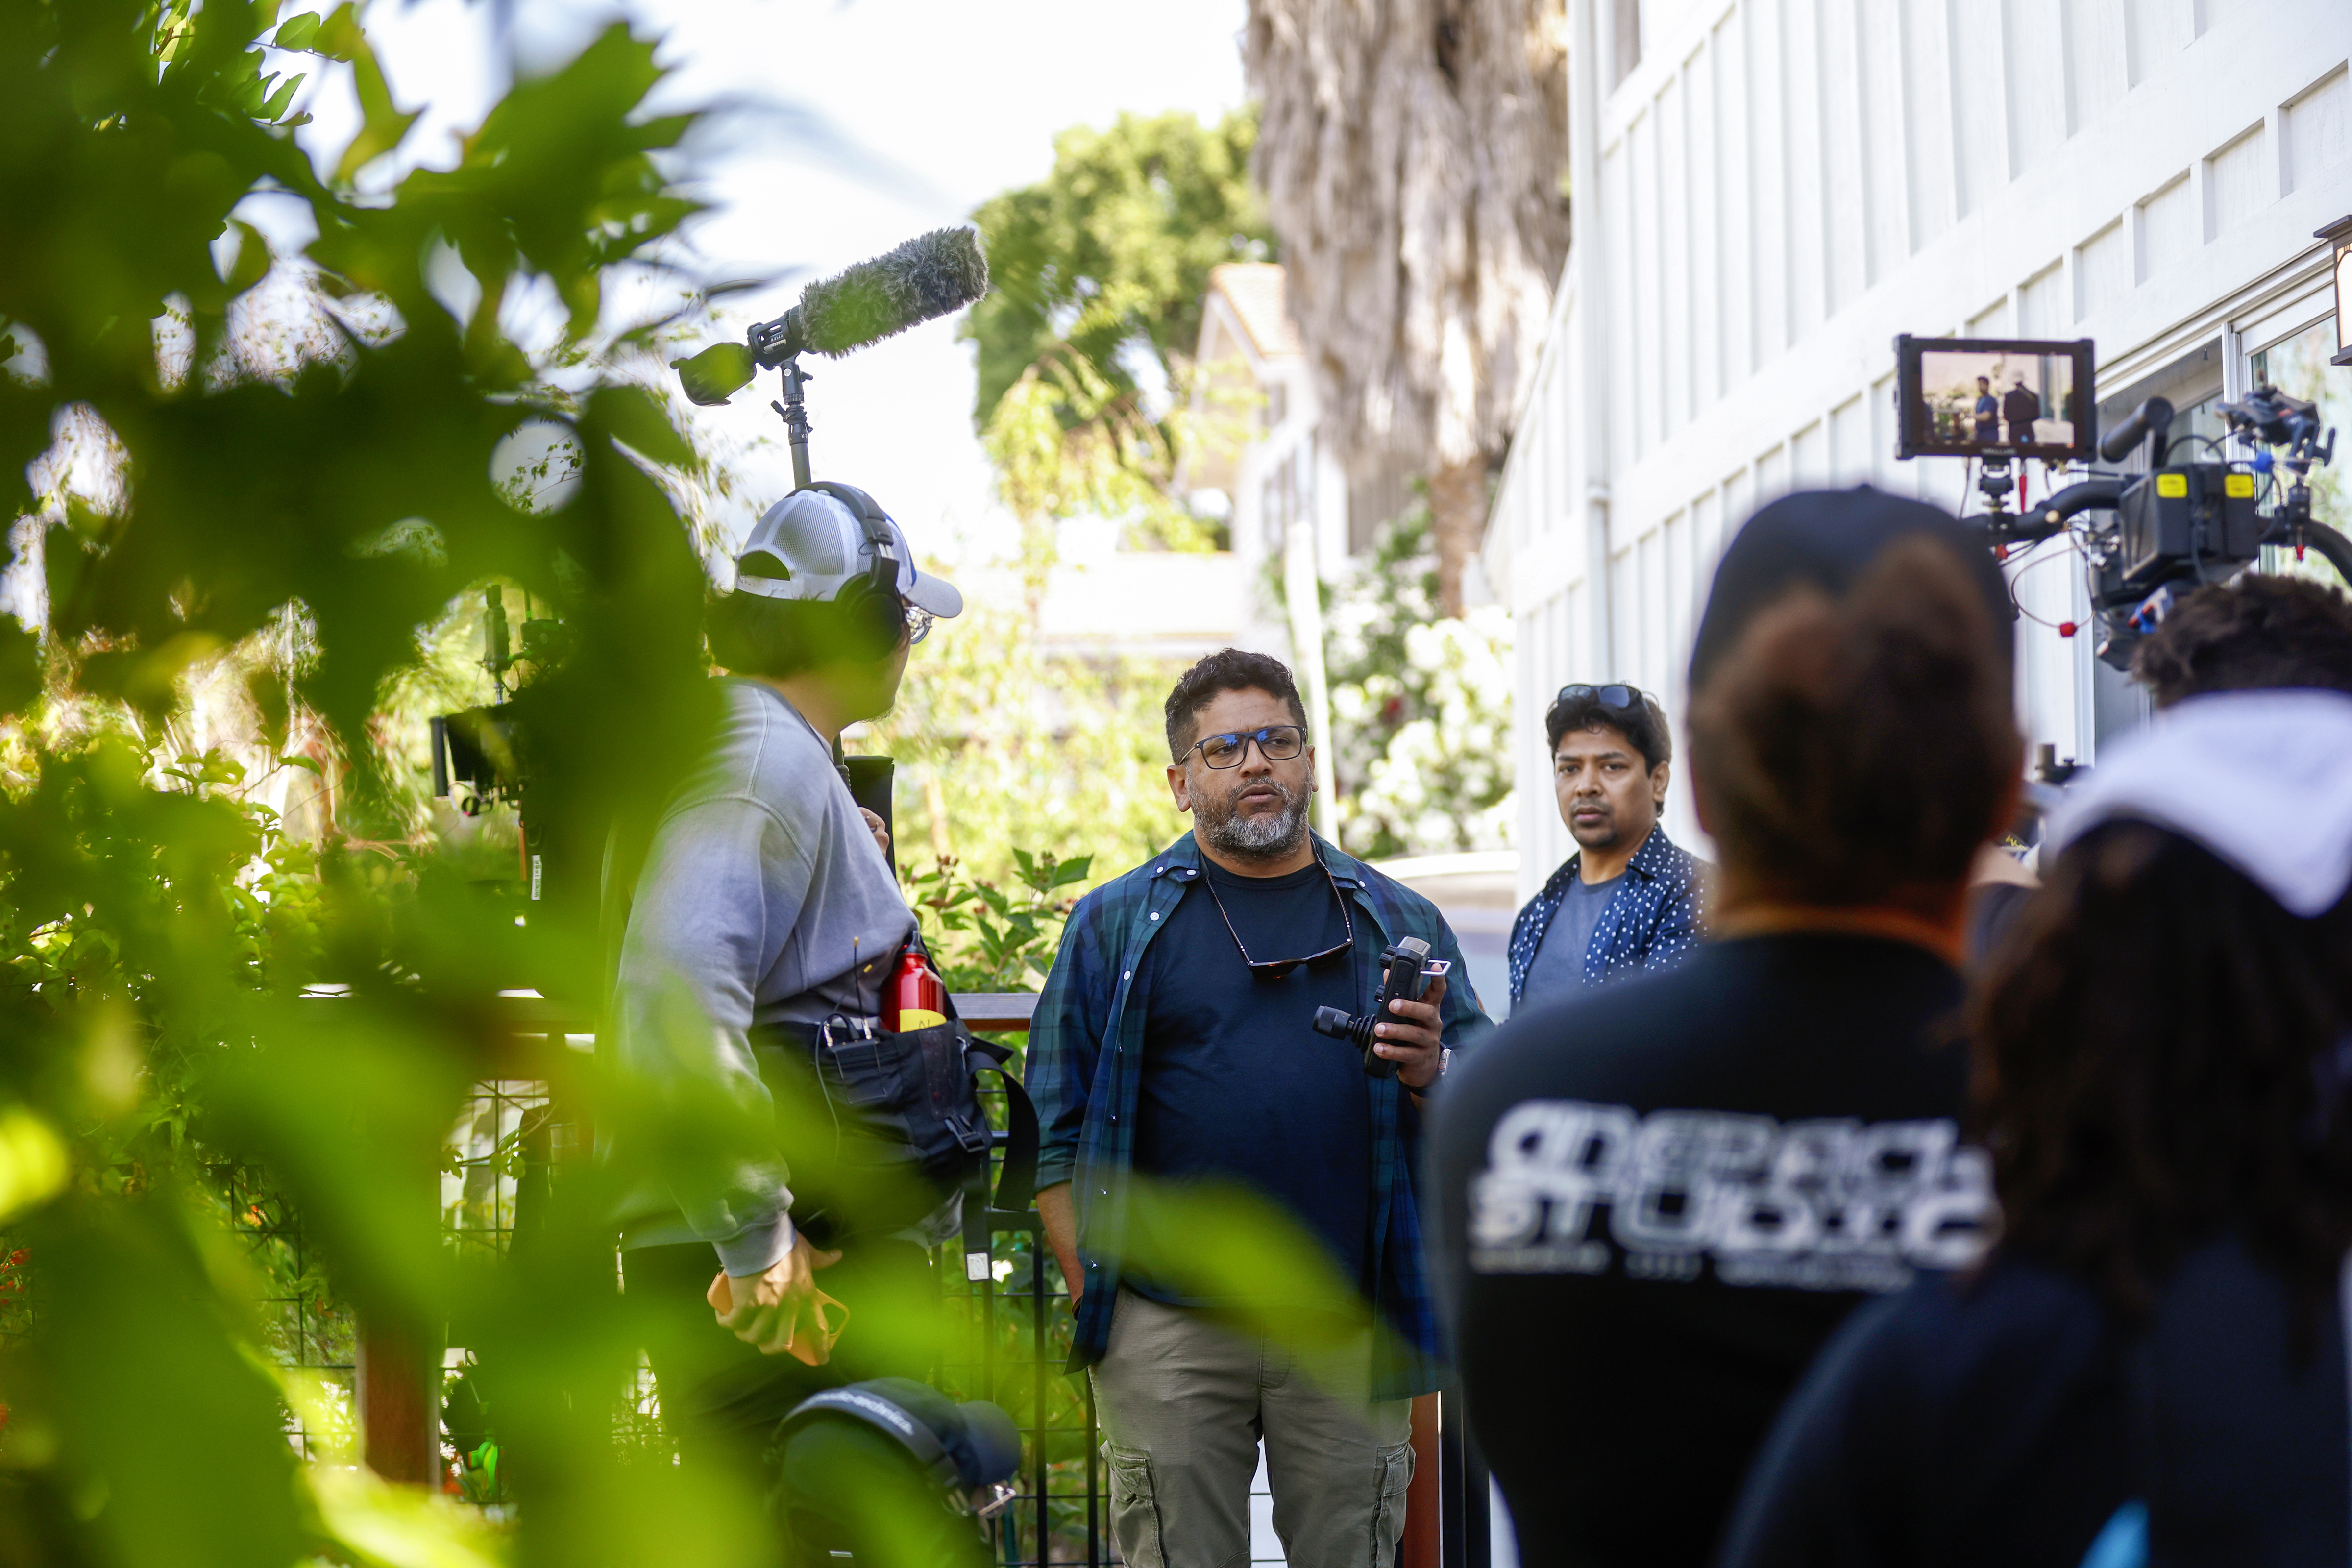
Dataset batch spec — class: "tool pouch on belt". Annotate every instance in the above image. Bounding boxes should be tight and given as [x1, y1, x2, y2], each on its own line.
[748, 932, 1036, 1249]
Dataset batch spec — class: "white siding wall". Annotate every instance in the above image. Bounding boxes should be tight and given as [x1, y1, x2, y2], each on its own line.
[1488, 0, 2352, 897]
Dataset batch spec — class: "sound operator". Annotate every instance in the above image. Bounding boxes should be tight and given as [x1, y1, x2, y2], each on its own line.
[610, 484, 962, 1490]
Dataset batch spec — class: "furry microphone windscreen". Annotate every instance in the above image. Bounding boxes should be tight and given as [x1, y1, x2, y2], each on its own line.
[795, 228, 991, 357]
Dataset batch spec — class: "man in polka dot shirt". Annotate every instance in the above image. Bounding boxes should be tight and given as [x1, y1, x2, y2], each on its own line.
[1506, 685, 1707, 1011]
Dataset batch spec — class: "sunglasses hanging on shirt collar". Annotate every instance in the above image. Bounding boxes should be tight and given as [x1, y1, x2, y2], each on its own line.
[1200, 853, 1354, 979]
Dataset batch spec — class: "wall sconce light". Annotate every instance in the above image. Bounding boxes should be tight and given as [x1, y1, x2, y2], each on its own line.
[2321, 215, 2352, 367]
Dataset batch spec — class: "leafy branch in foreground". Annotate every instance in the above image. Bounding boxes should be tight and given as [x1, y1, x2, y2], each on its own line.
[0, 4, 764, 1565]
[906, 847, 1092, 997]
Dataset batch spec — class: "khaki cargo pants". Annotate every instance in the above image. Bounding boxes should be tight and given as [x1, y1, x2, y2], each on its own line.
[1089, 1290, 1414, 1568]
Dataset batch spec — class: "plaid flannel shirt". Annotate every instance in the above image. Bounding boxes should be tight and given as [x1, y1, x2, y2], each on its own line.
[1506, 824, 1707, 1007]
[1028, 830, 1490, 1400]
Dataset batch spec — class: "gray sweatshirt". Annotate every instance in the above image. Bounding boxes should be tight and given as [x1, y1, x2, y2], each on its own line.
[613, 678, 914, 1275]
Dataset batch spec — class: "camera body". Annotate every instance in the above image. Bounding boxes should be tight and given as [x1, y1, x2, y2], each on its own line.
[1312, 936, 1445, 1079]
[2111, 464, 2263, 590]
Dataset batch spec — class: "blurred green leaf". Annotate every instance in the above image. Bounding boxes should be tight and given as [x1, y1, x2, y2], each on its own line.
[0, 0, 773, 1560]
[309, 1465, 509, 1568]
[0, 613, 41, 715]
[218, 217, 272, 298]
[320, 5, 419, 181]
[18, 1195, 306, 1568]
[0, 1107, 69, 1223]
[273, 11, 327, 55]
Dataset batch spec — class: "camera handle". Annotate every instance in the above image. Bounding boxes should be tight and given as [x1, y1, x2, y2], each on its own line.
[1311, 938, 1447, 1079]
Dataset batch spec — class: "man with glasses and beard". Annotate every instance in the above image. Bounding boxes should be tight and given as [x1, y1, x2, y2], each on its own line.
[1028, 649, 1490, 1568]
[1508, 684, 1706, 1011]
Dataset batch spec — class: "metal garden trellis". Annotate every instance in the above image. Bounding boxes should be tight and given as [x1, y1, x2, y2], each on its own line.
[380, 991, 1488, 1567]
[399, 991, 1118, 1564]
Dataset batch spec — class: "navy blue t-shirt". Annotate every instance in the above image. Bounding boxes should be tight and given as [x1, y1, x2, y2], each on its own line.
[1128, 855, 1371, 1306]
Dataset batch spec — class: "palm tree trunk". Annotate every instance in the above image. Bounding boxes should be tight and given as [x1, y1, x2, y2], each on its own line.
[1282, 486, 1341, 838]
[1426, 455, 1489, 616]
[1246, 0, 1567, 610]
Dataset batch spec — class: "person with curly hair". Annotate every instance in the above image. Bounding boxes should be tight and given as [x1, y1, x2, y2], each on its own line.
[2131, 571, 2352, 707]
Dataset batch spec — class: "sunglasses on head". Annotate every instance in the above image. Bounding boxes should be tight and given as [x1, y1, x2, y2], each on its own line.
[1555, 683, 1645, 711]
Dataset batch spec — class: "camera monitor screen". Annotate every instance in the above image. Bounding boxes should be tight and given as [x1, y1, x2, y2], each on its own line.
[1893, 336, 2096, 462]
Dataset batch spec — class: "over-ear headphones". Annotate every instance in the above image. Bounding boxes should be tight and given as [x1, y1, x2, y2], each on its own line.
[807, 481, 908, 658]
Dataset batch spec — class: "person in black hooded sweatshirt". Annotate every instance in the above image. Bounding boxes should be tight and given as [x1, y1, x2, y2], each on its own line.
[1426, 488, 2022, 1568]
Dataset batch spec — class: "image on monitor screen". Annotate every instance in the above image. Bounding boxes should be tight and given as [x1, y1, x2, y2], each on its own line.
[1902, 340, 2090, 459]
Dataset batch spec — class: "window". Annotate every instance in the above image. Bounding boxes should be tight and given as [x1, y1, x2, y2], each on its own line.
[2248, 317, 2352, 588]
[1612, 0, 1641, 88]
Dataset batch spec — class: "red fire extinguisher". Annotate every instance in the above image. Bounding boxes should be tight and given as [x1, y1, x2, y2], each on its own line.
[882, 948, 948, 1032]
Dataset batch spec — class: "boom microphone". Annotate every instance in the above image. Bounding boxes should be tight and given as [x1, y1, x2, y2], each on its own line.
[787, 227, 991, 359]
[672, 228, 990, 407]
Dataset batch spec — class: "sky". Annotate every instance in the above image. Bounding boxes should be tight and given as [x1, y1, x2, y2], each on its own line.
[294, 0, 1252, 568]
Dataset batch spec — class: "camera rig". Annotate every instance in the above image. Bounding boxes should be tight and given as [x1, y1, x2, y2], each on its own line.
[1894, 334, 2352, 671]
[1987, 387, 2350, 669]
[430, 583, 563, 894]
[1312, 937, 1450, 1079]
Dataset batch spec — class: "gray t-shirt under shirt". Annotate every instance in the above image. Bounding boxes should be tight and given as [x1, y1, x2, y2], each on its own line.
[613, 678, 916, 1274]
[1519, 872, 1622, 1009]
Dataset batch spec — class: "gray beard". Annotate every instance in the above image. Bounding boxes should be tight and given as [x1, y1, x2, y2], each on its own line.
[1196, 777, 1311, 861]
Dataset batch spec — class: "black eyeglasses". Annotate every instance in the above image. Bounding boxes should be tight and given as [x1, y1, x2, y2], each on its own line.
[1554, 683, 1645, 711]
[1182, 724, 1308, 769]
[1200, 856, 1354, 979]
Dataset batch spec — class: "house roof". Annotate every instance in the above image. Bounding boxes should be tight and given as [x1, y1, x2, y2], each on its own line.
[1206, 263, 1303, 360]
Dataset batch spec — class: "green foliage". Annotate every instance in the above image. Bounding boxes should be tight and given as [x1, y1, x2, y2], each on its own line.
[867, 598, 1189, 917]
[906, 847, 1090, 997]
[0, 12, 1294, 1568]
[965, 110, 1269, 556]
[965, 109, 1269, 432]
[982, 349, 1232, 562]
[0, 4, 778, 1563]
[881, 644, 1178, 884]
[1325, 505, 1515, 859]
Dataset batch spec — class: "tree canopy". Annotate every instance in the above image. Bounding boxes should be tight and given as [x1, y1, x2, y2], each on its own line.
[963, 111, 1272, 561]
[965, 108, 1272, 434]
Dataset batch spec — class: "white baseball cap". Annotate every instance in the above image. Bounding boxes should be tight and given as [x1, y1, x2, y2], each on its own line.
[732, 484, 964, 619]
